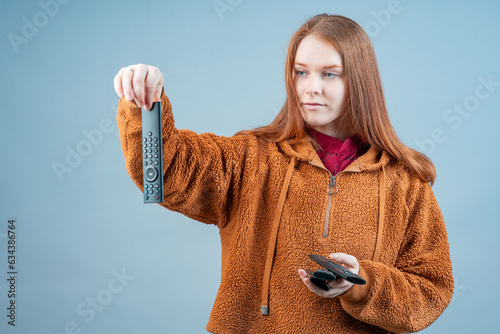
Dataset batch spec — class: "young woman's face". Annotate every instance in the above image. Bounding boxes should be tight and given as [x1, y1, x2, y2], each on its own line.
[294, 34, 347, 139]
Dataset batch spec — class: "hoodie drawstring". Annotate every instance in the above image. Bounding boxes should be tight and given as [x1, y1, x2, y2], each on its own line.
[372, 165, 385, 262]
[260, 156, 296, 316]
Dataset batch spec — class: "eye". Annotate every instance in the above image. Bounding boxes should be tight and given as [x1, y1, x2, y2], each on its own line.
[295, 70, 306, 77]
[325, 72, 337, 78]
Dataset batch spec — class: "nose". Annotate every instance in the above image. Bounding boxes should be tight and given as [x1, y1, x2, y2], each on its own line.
[306, 75, 322, 95]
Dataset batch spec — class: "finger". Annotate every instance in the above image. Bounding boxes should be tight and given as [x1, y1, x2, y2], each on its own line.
[158, 74, 163, 101]
[144, 81, 163, 111]
[298, 270, 329, 297]
[329, 253, 359, 272]
[113, 68, 125, 98]
[143, 71, 157, 110]
[122, 66, 136, 101]
[154, 75, 164, 102]
[298, 269, 310, 279]
[144, 69, 164, 110]
[132, 64, 148, 107]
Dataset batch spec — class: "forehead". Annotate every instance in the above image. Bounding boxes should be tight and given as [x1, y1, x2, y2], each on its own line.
[294, 34, 342, 67]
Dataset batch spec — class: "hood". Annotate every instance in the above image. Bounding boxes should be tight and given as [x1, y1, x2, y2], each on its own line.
[279, 135, 393, 172]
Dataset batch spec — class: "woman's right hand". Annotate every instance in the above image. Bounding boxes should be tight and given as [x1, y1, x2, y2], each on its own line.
[114, 64, 164, 111]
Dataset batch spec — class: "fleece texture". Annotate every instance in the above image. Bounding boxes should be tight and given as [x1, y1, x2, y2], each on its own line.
[116, 91, 454, 334]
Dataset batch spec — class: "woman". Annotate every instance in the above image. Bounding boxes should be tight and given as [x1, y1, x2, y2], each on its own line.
[114, 14, 454, 334]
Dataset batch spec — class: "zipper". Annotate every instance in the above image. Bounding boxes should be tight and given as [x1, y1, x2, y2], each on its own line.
[323, 174, 339, 238]
[309, 161, 361, 238]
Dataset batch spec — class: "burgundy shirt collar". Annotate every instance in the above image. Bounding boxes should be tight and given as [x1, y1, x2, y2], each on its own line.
[307, 127, 370, 175]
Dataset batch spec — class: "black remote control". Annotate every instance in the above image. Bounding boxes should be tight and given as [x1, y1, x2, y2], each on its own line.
[305, 269, 336, 291]
[307, 254, 366, 291]
[142, 102, 164, 204]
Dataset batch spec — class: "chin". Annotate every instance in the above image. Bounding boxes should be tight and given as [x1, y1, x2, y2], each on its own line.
[304, 118, 338, 128]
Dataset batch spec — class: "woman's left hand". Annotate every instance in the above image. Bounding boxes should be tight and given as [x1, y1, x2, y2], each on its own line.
[298, 253, 359, 298]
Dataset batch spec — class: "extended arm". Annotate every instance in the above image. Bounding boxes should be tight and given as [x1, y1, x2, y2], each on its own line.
[115, 64, 249, 227]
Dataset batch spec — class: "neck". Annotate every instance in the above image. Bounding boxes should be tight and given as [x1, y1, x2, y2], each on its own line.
[307, 125, 353, 141]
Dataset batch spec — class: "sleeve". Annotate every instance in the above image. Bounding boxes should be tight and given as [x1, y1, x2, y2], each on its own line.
[338, 179, 454, 333]
[116, 87, 250, 228]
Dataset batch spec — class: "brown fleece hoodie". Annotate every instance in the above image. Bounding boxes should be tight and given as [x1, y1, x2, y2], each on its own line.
[117, 91, 454, 334]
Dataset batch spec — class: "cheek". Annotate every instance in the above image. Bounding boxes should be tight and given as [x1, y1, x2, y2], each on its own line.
[294, 81, 301, 96]
[294, 78, 307, 95]
[326, 82, 345, 103]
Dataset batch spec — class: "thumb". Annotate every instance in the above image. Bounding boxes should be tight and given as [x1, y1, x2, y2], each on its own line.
[154, 83, 164, 103]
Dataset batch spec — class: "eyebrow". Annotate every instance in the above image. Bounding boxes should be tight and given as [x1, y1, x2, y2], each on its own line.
[294, 62, 342, 69]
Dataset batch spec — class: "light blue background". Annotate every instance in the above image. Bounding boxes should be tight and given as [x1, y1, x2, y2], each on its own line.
[1, 0, 499, 333]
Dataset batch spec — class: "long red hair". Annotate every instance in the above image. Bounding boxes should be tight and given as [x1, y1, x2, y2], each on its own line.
[235, 14, 436, 184]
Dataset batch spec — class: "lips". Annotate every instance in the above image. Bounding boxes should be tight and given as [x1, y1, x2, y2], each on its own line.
[303, 103, 324, 111]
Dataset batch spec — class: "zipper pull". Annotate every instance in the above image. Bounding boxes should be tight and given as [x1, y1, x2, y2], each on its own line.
[328, 175, 339, 195]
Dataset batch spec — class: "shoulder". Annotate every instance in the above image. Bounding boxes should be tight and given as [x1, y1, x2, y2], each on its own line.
[383, 156, 434, 204]
[382, 157, 444, 237]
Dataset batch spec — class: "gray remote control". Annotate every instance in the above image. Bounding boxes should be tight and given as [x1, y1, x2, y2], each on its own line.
[142, 102, 164, 203]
